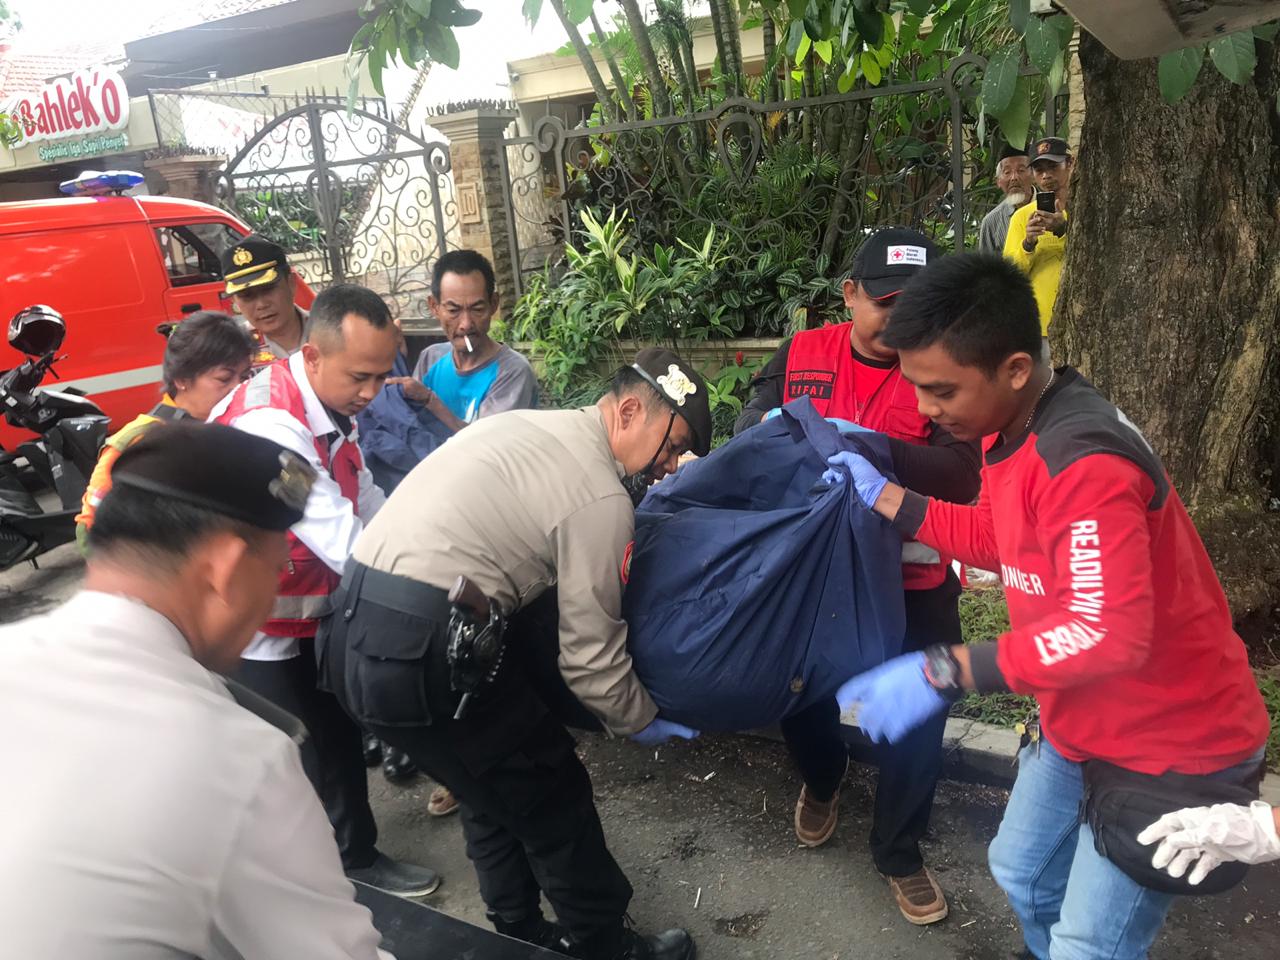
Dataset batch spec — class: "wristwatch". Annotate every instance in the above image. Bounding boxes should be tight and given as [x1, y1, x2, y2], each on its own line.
[923, 645, 965, 702]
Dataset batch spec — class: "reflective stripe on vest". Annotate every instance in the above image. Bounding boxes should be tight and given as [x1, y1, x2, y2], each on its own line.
[216, 361, 363, 636]
[786, 322, 948, 589]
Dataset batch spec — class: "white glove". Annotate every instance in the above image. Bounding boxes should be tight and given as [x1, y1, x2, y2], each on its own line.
[1136, 801, 1280, 886]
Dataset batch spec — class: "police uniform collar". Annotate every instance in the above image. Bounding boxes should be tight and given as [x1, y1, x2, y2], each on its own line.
[584, 404, 627, 480]
[66, 591, 194, 661]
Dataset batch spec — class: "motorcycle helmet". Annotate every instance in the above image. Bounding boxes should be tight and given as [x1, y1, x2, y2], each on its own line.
[8, 305, 66, 356]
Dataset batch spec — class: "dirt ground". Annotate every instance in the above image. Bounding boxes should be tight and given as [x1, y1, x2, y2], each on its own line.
[4, 545, 1278, 958]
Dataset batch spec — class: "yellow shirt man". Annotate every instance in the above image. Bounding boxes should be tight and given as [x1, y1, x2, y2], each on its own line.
[1003, 200, 1068, 336]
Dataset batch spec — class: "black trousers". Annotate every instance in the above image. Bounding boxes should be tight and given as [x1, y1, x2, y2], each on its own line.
[317, 566, 631, 943]
[781, 571, 962, 877]
[235, 639, 379, 870]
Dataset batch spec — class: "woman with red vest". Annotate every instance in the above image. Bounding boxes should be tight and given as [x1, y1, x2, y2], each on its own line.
[211, 283, 440, 899]
[734, 228, 980, 925]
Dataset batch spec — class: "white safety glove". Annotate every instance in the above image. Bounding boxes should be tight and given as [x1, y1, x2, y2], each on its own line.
[1136, 801, 1280, 886]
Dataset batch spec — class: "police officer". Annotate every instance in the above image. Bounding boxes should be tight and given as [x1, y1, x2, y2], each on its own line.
[221, 235, 309, 369]
[318, 348, 711, 960]
[0, 423, 393, 958]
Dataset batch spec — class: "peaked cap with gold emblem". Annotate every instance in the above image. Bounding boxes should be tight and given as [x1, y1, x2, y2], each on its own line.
[221, 234, 291, 295]
[111, 421, 316, 531]
[630, 346, 712, 457]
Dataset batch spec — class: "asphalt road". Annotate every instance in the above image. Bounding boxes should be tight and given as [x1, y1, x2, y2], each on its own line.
[3, 548, 1278, 958]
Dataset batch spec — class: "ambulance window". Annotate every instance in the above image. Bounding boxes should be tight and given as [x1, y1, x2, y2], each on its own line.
[152, 224, 239, 287]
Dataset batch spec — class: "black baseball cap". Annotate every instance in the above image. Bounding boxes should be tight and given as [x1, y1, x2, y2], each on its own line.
[630, 347, 712, 457]
[112, 421, 316, 531]
[1030, 137, 1071, 166]
[998, 143, 1028, 161]
[222, 235, 291, 295]
[849, 228, 939, 301]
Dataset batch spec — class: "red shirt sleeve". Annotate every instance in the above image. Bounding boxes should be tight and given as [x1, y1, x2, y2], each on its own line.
[915, 482, 1001, 573]
[996, 455, 1158, 692]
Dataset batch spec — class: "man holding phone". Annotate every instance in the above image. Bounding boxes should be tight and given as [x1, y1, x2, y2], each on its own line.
[1003, 137, 1074, 348]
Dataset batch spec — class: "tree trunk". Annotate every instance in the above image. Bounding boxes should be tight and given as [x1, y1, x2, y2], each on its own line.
[717, 0, 744, 91]
[618, 0, 674, 117]
[1054, 32, 1280, 616]
[590, 9, 637, 120]
[550, 0, 617, 123]
[706, 0, 732, 79]
[762, 14, 779, 103]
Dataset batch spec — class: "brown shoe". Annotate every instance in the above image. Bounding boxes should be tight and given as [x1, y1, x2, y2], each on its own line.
[884, 867, 948, 925]
[427, 785, 460, 817]
[794, 769, 846, 847]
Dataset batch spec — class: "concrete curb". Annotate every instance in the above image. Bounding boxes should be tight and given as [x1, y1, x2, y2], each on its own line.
[754, 712, 1280, 805]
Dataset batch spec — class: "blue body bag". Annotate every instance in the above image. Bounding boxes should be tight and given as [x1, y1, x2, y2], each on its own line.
[623, 398, 907, 731]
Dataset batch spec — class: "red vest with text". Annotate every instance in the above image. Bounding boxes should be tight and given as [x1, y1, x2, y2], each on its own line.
[785, 322, 946, 590]
[217, 360, 363, 636]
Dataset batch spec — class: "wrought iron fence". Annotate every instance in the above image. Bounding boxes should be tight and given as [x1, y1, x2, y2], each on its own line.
[211, 101, 458, 332]
[501, 53, 1063, 337]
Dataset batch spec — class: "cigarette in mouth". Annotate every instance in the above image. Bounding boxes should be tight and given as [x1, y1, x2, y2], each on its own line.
[464, 335, 474, 353]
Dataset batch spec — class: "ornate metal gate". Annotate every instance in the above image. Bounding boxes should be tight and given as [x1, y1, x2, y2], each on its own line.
[216, 102, 458, 330]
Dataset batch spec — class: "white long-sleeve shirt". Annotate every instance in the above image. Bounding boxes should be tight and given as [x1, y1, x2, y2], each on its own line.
[0, 591, 393, 960]
[210, 351, 385, 659]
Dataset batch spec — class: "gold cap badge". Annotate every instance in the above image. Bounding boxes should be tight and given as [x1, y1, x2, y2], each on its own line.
[232, 246, 253, 266]
[656, 364, 697, 408]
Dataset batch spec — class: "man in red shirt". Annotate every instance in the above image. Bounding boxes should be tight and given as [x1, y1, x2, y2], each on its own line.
[736, 228, 981, 925]
[825, 253, 1269, 959]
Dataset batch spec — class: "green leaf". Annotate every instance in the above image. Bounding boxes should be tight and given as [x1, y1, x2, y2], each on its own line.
[1157, 45, 1203, 103]
[851, 4, 883, 47]
[796, 32, 812, 62]
[1209, 30, 1257, 85]
[814, 39, 833, 63]
[1047, 49, 1066, 95]
[349, 20, 377, 51]
[787, 0, 808, 17]
[522, 0, 543, 26]
[994, 74, 1032, 150]
[407, 0, 433, 17]
[440, 2, 482, 27]
[899, 12, 921, 48]
[837, 67, 856, 93]
[860, 49, 882, 85]
[786, 18, 805, 57]
[906, 0, 933, 15]
[1048, 14, 1075, 45]
[1254, 21, 1280, 42]
[423, 20, 461, 69]
[1009, 0, 1030, 36]
[982, 43, 1021, 116]
[1024, 15, 1064, 76]
[564, 0, 594, 24]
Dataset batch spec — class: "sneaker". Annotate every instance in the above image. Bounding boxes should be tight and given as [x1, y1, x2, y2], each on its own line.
[793, 759, 847, 847]
[883, 867, 948, 925]
[346, 853, 441, 899]
[427, 784, 460, 817]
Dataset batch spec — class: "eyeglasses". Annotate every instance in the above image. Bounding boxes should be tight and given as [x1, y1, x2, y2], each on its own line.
[438, 300, 493, 321]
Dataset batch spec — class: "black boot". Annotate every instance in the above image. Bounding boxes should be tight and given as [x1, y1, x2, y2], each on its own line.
[381, 746, 419, 784]
[362, 733, 381, 767]
[488, 911, 571, 953]
[570, 925, 695, 960]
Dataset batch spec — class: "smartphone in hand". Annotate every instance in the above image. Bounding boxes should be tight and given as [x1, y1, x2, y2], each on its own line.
[1035, 190, 1056, 213]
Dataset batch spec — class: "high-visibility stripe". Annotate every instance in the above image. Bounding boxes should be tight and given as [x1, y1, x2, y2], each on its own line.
[39, 364, 164, 396]
[902, 541, 941, 565]
[270, 593, 333, 620]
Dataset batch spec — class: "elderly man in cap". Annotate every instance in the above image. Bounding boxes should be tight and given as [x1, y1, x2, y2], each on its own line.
[1004, 136, 1075, 345]
[221, 234, 309, 369]
[978, 145, 1033, 255]
[212, 283, 439, 898]
[0, 422, 393, 958]
[736, 227, 980, 926]
[316, 348, 711, 960]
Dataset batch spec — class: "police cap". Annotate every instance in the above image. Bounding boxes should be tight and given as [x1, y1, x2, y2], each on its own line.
[112, 422, 315, 531]
[630, 347, 712, 458]
[221, 234, 290, 295]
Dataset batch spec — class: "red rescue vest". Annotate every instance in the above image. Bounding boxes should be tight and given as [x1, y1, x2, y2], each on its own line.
[217, 360, 363, 637]
[785, 322, 946, 590]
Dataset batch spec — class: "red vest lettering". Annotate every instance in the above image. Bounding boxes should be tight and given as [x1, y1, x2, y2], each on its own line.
[217, 361, 363, 637]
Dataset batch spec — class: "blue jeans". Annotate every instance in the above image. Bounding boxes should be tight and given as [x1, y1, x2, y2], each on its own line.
[988, 736, 1264, 960]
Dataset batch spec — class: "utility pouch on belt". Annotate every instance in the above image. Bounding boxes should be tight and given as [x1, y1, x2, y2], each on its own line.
[1080, 758, 1264, 896]
[446, 575, 506, 719]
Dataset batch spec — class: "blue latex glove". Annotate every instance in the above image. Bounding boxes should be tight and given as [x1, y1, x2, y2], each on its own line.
[630, 717, 700, 745]
[824, 417, 876, 435]
[764, 407, 782, 420]
[820, 450, 888, 508]
[835, 652, 948, 744]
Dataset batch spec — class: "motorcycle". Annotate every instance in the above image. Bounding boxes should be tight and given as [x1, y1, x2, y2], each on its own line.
[0, 306, 109, 569]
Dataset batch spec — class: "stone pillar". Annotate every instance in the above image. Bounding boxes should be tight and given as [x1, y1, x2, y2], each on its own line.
[143, 153, 227, 205]
[431, 106, 520, 308]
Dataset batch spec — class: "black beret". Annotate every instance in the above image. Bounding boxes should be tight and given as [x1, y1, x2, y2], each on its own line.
[111, 422, 315, 531]
[631, 347, 712, 457]
[222, 234, 290, 295]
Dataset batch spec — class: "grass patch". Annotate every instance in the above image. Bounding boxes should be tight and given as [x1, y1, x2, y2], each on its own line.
[951, 586, 1280, 772]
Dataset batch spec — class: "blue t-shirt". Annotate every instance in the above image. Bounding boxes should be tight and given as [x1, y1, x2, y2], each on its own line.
[411, 343, 539, 423]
